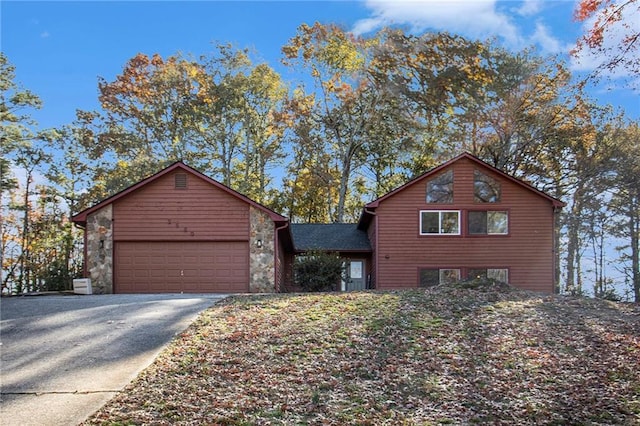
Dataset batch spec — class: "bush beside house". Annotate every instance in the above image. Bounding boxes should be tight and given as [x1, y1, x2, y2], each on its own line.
[293, 251, 345, 292]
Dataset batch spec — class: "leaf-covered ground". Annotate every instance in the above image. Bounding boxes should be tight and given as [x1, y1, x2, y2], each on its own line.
[85, 282, 640, 425]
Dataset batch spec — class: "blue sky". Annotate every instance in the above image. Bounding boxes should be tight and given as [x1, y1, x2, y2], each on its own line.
[2, 0, 638, 133]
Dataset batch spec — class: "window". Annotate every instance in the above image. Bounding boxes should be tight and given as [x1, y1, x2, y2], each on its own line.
[468, 211, 508, 235]
[467, 268, 509, 283]
[440, 269, 461, 284]
[488, 269, 508, 283]
[474, 170, 500, 203]
[420, 211, 460, 235]
[419, 268, 461, 287]
[419, 269, 439, 287]
[427, 169, 453, 203]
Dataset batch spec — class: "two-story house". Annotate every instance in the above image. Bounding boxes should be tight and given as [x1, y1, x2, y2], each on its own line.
[355, 152, 564, 293]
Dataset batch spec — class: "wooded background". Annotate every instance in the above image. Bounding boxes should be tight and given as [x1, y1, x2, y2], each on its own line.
[2, 14, 638, 300]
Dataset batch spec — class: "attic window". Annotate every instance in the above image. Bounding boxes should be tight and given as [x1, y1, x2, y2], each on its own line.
[474, 170, 501, 203]
[175, 173, 187, 189]
[426, 169, 453, 203]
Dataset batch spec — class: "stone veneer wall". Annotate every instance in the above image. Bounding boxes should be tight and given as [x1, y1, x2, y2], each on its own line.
[85, 205, 113, 294]
[249, 206, 276, 293]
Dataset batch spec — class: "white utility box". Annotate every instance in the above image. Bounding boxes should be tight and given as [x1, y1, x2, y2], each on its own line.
[73, 278, 92, 295]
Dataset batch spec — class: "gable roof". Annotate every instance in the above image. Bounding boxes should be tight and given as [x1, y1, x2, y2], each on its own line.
[358, 152, 565, 228]
[290, 223, 372, 252]
[71, 161, 288, 226]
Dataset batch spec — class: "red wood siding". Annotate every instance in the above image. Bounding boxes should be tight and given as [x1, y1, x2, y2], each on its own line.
[374, 157, 556, 293]
[113, 170, 249, 241]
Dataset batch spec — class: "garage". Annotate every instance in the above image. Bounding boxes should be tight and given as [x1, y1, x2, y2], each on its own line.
[115, 241, 249, 293]
[72, 162, 291, 294]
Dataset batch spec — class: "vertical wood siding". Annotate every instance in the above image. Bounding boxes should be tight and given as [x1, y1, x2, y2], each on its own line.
[374, 157, 556, 293]
[113, 171, 249, 241]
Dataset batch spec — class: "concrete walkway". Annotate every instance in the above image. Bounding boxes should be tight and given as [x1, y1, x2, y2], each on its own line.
[0, 293, 227, 426]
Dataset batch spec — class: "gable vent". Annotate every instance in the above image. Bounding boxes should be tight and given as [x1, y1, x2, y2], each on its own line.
[175, 173, 187, 189]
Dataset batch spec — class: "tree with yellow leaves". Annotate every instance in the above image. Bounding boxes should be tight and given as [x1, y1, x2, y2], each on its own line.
[85, 53, 207, 188]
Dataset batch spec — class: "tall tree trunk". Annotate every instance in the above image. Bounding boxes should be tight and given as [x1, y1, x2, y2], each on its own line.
[565, 183, 585, 294]
[18, 172, 32, 293]
[554, 207, 562, 294]
[630, 194, 640, 302]
[335, 154, 352, 223]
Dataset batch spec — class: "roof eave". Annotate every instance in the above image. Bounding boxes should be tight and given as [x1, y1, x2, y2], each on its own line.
[360, 152, 565, 211]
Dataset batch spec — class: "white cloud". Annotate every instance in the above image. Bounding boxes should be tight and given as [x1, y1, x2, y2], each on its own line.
[515, 0, 543, 16]
[352, 0, 523, 46]
[352, 1, 570, 67]
[530, 21, 569, 55]
[40, 31, 50, 38]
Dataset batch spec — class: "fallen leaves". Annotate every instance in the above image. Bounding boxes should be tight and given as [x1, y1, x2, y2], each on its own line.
[84, 283, 640, 425]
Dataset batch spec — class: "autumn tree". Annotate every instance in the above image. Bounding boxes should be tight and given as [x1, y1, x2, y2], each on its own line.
[356, 74, 415, 198]
[608, 122, 640, 301]
[422, 44, 577, 184]
[194, 46, 250, 187]
[84, 53, 208, 189]
[196, 45, 287, 203]
[0, 53, 42, 156]
[1, 52, 42, 228]
[282, 23, 387, 222]
[274, 90, 340, 222]
[368, 30, 492, 174]
[554, 99, 622, 295]
[0, 53, 44, 293]
[7, 146, 50, 293]
[40, 125, 94, 285]
[572, 0, 640, 81]
[233, 63, 287, 203]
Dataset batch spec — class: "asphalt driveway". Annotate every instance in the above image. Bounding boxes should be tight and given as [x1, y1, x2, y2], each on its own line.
[0, 293, 227, 426]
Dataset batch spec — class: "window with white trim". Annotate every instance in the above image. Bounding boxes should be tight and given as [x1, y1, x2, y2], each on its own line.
[440, 269, 461, 284]
[468, 211, 508, 235]
[489, 269, 508, 283]
[420, 210, 460, 235]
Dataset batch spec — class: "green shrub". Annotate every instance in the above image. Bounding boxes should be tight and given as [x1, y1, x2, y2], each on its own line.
[294, 251, 344, 292]
[37, 258, 80, 292]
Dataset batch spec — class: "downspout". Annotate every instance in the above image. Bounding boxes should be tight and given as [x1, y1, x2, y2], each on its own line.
[274, 220, 289, 293]
[364, 207, 377, 289]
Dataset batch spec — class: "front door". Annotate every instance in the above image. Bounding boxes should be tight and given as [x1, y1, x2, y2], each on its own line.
[343, 260, 366, 291]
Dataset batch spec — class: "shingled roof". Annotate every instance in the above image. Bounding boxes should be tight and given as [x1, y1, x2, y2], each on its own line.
[290, 223, 372, 252]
